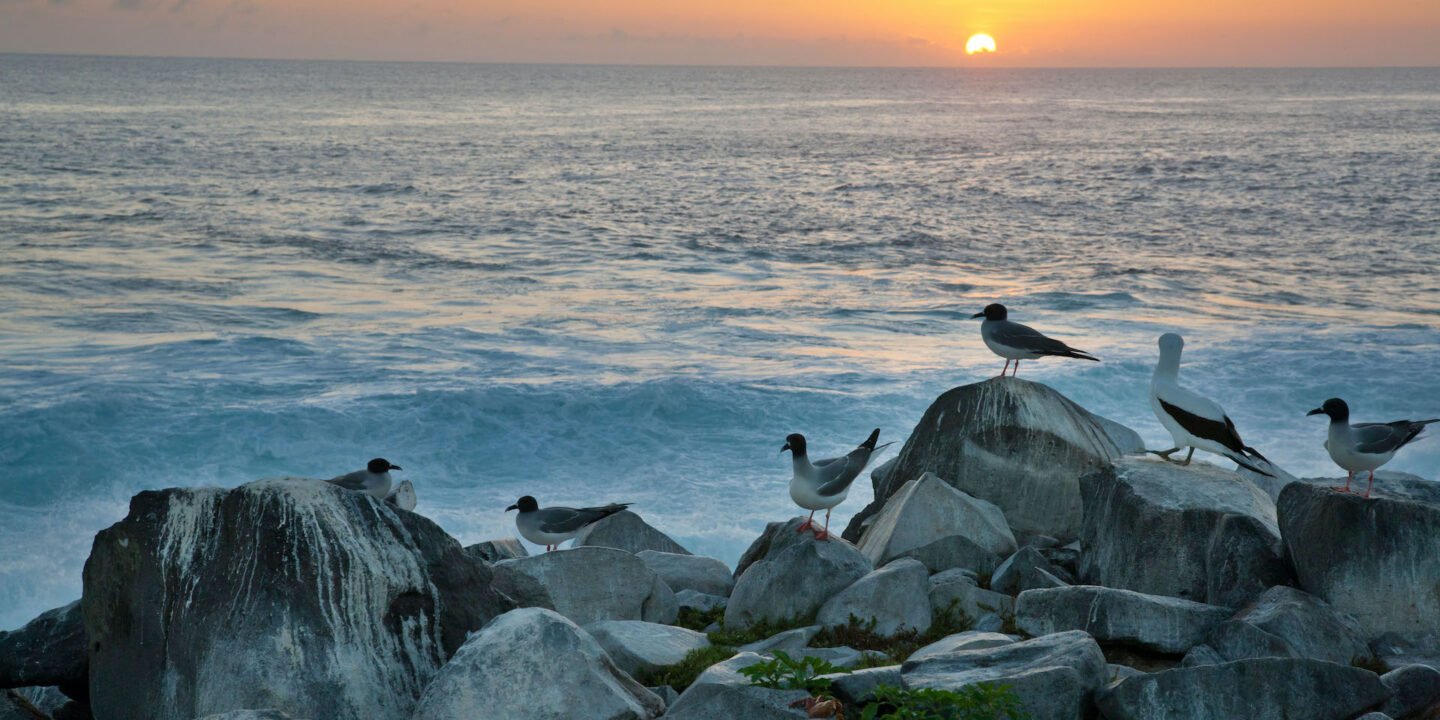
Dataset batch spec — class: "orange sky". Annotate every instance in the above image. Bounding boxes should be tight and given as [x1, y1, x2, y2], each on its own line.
[2, 0, 1438, 66]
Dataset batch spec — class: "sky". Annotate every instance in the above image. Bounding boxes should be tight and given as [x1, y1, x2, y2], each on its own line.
[1, 0, 1438, 67]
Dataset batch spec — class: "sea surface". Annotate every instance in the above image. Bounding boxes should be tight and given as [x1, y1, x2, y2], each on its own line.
[3, 55, 1439, 630]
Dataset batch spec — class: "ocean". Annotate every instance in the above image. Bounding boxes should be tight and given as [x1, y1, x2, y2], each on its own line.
[2, 55, 1438, 630]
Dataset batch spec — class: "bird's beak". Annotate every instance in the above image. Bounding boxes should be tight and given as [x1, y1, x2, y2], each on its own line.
[505, 504, 518, 512]
[390, 465, 403, 471]
[780, 442, 791, 454]
[970, 312, 984, 319]
[1306, 408, 1324, 417]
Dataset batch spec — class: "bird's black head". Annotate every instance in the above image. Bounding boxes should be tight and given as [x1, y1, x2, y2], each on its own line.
[972, 303, 1007, 321]
[368, 458, 401, 473]
[781, 433, 807, 455]
[1307, 398, 1349, 422]
[506, 495, 538, 513]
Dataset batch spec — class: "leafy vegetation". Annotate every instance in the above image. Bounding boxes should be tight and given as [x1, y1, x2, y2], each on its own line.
[738, 650, 849, 694]
[633, 644, 737, 693]
[810, 600, 975, 663]
[859, 683, 1029, 720]
[705, 613, 815, 647]
[674, 603, 726, 633]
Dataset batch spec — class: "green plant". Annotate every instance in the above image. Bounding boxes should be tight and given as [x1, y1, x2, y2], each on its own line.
[810, 600, 975, 663]
[859, 683, 1028, 720]
[674, 603, 726, 633]
[738, 650, 848, 694]
[634, 644, 737, 693]
[706, 613, 815, 647]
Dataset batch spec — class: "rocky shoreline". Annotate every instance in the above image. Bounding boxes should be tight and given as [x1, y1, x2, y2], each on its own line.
[3, 377, 1438, 720]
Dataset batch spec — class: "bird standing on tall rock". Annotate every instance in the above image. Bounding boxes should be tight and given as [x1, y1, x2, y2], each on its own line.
[1308, 397, 1437, 498]
[971, 304, 1098, 377]
[505, 496, 631, 551]
[328, 457, 401, 500]
[782, 428, 890, 541]
[1149, 333, 1273, 477]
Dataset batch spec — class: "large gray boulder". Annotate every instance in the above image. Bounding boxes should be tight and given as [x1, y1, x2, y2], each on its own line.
[1098, 658, 1389, 720]
[573, 511, 690, 555]
[494, 547, 677, 625]
[1380, 664, 1440, 720]
[816, 558, 931, 636]
[583, 621, 711, 677]
[902, 630, 1108, 720]
[733, 517, 814, 580]
[725, 537, 871, 630]
[908, 632, 1015, 663]
[844, 378, 1133, 543]
[1016, 586, 1230, 655]
[856, 473, 1017, 566]
[991, 547, 1070, 595]
[893, 534, 1003, 576]
[636, 551, 733, 597]
[0, 600, 87, 701]
[412, 608, 663, 720]
[1196, 586, 1370, 666]
[81, 479, 512, 720]
[1, 690, 46, 720]
[1278, 482, 1440, 637]
[662, 653, 809, 720]
[465, 537, 528, 563]
[927, 569, 1014, 623]
[1080, 457, 1289, 606]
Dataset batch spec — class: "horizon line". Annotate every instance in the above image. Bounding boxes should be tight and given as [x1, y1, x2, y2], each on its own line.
[3, 50, 1438, 72]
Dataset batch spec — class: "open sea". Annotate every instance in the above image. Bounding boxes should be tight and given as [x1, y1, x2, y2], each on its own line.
[2, 55, 1439, 630]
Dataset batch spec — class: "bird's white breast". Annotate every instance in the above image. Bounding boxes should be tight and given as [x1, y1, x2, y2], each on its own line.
[981, 322, 1037, 360]
[789, 466, 848, 510]
[1326, 425, 1393, 472]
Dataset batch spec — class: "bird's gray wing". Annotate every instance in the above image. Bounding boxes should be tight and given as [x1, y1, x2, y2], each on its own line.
[813, 446, 876, 497]
[1352, 421, 1425, 454]
[535, 504, 629, 533]
[327, 471, 366, 491]
[993, 321, 1093, 357]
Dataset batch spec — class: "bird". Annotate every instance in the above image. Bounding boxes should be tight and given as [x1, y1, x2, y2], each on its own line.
[971, 303, 1098, 377]
[1149, 333, 1273, 477]
[328, 457, 401, 500]
[1307, 397, 1437, 498]
[782, 428, 890, 541]
[505, 496, 631, 551]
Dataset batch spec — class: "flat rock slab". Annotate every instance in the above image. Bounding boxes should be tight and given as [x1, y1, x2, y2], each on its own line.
[817, 558, 932, 636]
[496, 547, 677, 625]
[856, 472, 1017, 566]
[1080, 457, 1289, 607]
[1098, 658, 1388, 720]
[1200, 586, 1369, 665]
[844, 377, 1132, 542]
[1279, 482, 1440, 637]
[1017, 586, 1230, 655]
[584, 621, 710, 677]
[637, 551, 733, 597]
[412, 608, 663, 720]
[725, 538, 870, 630]
[574, 511, 690, 555]
[908, 632, 1016, 663]
[902, 630, 1108, 720]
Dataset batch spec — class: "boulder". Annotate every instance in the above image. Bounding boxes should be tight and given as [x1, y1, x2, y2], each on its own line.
[893, 534, 1003, 576]
[1370, 633, 1440, 672]
[465, 538, 528, 563]
[1098, 658, 1389, 720]
[196, 712, 297, 720]
[823, 666, 901, 706]
[1278, 482, 1440, 637]
[817, 559, 932, 636]
[1199, 586, 1370, 666]
[855, 473, 1017, 566]
[1, 690, 46, 720]
[573, 511, 690, 555]
[12, 687, 67, 717]
[384, 480, 416, 512]
[495, 547, 677, 625]
[1080, 457, 1289, 606]
[724, 538, 870, 630]
[927, 570, 1014, 623]
[411, 608, 663, 720]
[583, 621, 711, 677]
[991, 547, 1070, 595]
[81, 479, 511, 720]
[843, 378, 1132, 542]
[908, 632, 1015, 663]
[1016, 586, 1230, 655]
[675, 590, 727, 614]
[733, 517, 814, 580]
[636, 551, 733, 597]
[662, 653, 809, 720]
[1355, 714, 1394, 720]
[901, 630, 1108, 720]
[0, 600, 87, 700]
[1380, 664, 1440, 720]
[738, 626, 821, 656]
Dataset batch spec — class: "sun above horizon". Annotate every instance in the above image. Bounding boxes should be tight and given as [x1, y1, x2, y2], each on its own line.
[965, 33, 997, 55]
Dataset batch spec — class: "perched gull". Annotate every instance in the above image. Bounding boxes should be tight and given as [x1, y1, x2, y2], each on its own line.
[783, 428, 890, 541]
[505, 495, 631, 551]
[1308, 397, 1437, 498]
[1149, 333, 1273, 476]
[971, 303, 1098, 377]
[328, 457, 401, 500]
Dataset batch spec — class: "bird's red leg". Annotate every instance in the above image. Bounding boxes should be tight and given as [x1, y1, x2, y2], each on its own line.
[997, 360, 1010, 378]
[797, 510, 815, 533]
[814, 509, 831, 541]
[1012, 360, 1020, 377]
[1333, 471, 1352, 494]
[1364, 471, 1375, 499]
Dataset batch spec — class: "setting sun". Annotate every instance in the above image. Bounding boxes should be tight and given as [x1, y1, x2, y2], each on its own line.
[965, 33, 998, 55]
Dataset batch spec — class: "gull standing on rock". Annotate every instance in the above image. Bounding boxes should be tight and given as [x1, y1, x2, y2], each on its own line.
[505, 496, 631, 551]
[1308, 397, 1438, 498]
[328, 457, 401, 500]
[971, 304, 1098, 377]
[782, 428, 890, 541]
[1149, 333, 1273, 476]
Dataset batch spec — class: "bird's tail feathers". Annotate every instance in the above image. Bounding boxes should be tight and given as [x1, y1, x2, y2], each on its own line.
[1226, 451, 1274, 478]
[871, 441, 897, 453]
[859, 428, 881, 450]
[1047, 349, 1100, 362]
[1242, 445, 1272, 464]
